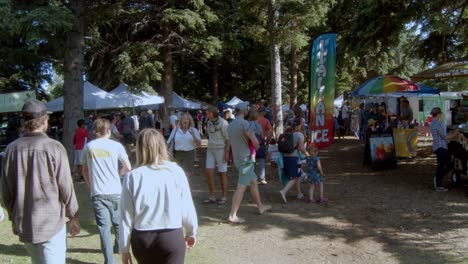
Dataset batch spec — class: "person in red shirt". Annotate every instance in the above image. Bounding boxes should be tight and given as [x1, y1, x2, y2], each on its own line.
[258, 107, 273, 142]
[73, 119, 91, 180]
[257, 107, 273, 184]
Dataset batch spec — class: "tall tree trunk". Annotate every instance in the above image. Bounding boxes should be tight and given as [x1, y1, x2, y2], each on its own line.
[160, 44, 173, 130]
[210, 60, 219, 104]
[63, 0, 84, 160]
[289, 45, 298, 109]
[268, 0, 283, 135]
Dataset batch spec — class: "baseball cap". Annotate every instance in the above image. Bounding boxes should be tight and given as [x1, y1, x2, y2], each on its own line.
[22, 99, 48, 120]
[235, 102, 249, 111]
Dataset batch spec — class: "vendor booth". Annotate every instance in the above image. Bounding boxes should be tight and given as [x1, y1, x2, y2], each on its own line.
[353, 75, 440, 168]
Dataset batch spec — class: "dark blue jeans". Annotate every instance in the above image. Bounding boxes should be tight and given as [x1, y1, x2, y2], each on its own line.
[92, 194, 120, 264]
[434, 148, 451, 188]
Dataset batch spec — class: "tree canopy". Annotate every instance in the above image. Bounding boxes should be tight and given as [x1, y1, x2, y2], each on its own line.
[0, 0, 466, 103]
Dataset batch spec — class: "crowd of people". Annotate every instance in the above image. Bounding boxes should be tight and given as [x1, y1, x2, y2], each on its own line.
[0, 95, 460, 263]
[333, 96, 416, 140]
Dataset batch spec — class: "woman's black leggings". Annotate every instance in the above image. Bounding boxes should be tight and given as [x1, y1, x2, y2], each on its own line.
[131, 228, 186, 264]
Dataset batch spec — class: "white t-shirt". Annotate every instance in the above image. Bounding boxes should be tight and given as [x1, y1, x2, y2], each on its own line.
[119, 162, 198, 253]
[167, 127, 201, 151]
[82, 138, 131, 196]
[283, 132, 305, 157]
[170, 115, 178, 128]
[342, 105, 350, 119]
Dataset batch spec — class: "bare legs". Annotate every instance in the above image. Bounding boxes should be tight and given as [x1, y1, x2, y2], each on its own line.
[279, 178, 298, 203]
[308, 183, 326, 202]
[228, 180, 271, 223]
[206, 169, 228, 200]
[220, 172, 228, 200]
[206, 168, 216, 200]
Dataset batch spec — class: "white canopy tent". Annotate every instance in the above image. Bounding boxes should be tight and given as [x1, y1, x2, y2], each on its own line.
[110, 83, 164, 107]
[141, 91, 201, 110]
[172, 92, 201, 109]
[47, 81, 121, 112]
[225, 96, 245, 106]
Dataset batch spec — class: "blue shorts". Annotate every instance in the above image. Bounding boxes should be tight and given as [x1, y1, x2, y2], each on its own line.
[283, 156, 301, 180]
[235, 160, 257, 186]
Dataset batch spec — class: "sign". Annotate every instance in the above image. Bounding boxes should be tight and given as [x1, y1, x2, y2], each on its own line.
[393, 128, 418, 158]
[309, 33, 337, 148]
[0, 91, 36, 113]
[369, 133, 397, 170]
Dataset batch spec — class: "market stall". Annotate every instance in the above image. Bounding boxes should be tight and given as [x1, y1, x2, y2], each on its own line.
[353, 75, 440, 168]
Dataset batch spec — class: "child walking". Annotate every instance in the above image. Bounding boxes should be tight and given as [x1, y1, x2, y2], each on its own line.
[73, 119, 91, 180]
[304, 145, 327, 203]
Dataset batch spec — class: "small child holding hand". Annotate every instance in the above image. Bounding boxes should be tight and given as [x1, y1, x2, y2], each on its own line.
[304, 145, 328, 203]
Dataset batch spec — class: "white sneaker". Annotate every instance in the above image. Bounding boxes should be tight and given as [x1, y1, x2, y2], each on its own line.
[435, 187, 448, 192]
[297, 193, 305, 200]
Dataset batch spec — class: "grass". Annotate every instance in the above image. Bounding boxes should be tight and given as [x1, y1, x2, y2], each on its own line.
[0, 181, 210, 263]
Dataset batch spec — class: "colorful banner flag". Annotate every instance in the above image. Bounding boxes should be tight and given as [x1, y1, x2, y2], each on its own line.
[309, 33, 337, 148]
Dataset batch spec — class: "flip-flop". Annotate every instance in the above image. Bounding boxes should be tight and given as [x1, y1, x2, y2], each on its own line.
[227, 216, 245, 224]
[217, 198, 228, 205]
[258, 205, 272, 214]
[203, 198, 217, 204]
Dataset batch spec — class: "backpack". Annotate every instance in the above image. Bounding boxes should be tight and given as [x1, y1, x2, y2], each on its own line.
[278, 132, 295, 154]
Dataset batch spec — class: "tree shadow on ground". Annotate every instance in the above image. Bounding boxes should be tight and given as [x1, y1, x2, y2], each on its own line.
[0, 243, 29, 257]
[66, 258, 95, 264]
[193, 138, 468, 264]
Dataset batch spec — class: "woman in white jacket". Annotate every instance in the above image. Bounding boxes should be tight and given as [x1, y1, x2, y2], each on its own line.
[120, 128, 198, 264]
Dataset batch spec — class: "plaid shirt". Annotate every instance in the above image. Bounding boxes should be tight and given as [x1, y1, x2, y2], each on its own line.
[1, 132, 78, 243]
[430, 119, 448, 152]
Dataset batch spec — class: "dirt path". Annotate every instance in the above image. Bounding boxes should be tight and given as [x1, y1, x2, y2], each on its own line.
[187, 136, 468, 264]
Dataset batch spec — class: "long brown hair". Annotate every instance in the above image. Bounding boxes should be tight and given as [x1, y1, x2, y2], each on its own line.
[136, 128, 169, 168]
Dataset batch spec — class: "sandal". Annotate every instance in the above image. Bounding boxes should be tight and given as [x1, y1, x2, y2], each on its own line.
[217, 198, 228, 205]
[203, 197, 217, 204]
[227, 216, 245, 224]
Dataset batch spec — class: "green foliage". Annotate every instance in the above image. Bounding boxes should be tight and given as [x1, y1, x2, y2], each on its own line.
[85, 0, 221, 92]
[114, 43, 163, 90]
[411, 0, 467, 64]
[0, 0, 465, 105]
[0, 0, 72, 92]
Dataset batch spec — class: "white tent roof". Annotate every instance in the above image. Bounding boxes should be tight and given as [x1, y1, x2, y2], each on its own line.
[172, 92, 201, 109]
[225, 96, 245, 106]
[47, 81, 120, 112]
[110, 83, 164, 107]
[141, 91, 201, 110]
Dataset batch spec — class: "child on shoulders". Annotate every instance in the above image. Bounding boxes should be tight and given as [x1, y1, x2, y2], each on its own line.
[304, 145, 327, 203]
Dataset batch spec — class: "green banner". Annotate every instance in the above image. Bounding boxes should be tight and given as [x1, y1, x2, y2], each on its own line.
[0, 91, 36, 113]
[309, 33, 337, 148]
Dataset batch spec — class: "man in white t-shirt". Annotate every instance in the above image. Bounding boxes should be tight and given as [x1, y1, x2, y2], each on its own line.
[82, 118, 131, 264]
[341, 102, 351, 134]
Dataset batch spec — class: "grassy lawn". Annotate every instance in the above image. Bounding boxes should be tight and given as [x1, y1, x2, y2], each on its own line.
[0, 180, 210, 264]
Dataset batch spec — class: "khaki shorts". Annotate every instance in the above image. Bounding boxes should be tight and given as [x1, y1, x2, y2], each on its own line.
[206, 148, 227, 172]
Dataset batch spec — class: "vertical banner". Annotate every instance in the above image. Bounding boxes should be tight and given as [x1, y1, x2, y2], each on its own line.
[309, 33, 337, 148]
